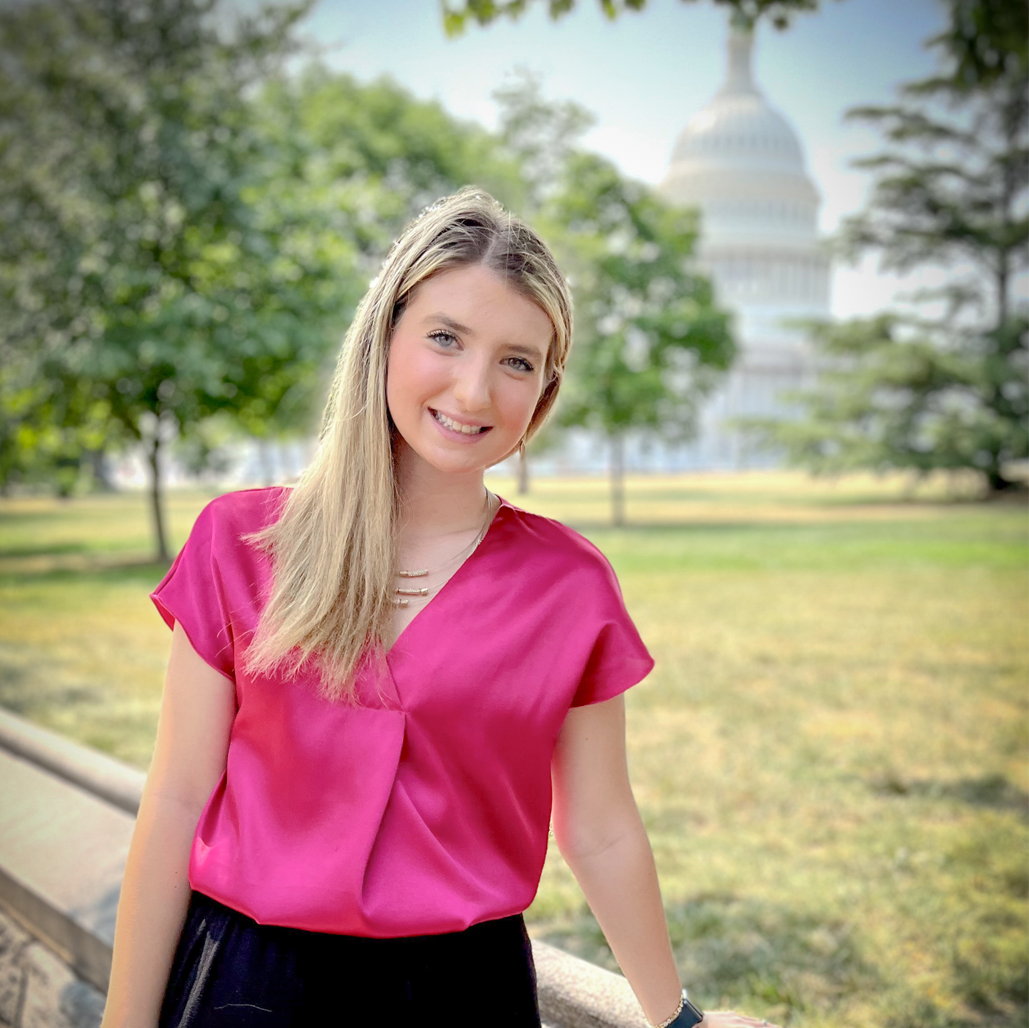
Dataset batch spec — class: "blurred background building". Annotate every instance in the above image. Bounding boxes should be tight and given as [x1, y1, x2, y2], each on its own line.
[661, 20, 830, 469]
[535, 17, 831, 476]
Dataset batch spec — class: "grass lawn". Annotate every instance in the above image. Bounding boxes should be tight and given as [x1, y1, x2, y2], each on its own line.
[0, 471, 1025, 1026]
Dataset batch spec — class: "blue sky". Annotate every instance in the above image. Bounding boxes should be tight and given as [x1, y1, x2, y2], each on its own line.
[292, 0, 952, 316]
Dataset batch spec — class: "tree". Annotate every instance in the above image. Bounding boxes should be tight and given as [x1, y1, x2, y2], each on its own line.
[442, 0, 826, 34]
[0, 0, 349, 559]
[490, 71, 595, 492]
[749, 0, 1028, 494]
[552, 152, 734, 524]
[255, 64, 524, 263]
[493, 68, 595, 211]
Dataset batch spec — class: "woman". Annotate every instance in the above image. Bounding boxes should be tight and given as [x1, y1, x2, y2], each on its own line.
[102, 189, 780, 1028]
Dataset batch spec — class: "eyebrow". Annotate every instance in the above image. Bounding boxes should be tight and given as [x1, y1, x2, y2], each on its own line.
[426, 313, 546, 363]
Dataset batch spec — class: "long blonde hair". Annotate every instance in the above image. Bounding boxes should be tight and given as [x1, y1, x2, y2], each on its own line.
[245, 188, 573, 700]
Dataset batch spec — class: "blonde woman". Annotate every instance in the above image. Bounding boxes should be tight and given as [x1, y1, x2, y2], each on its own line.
[101, 189, 780, 1028]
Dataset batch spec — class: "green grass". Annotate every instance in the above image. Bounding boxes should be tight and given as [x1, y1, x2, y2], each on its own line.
[1, 472, 1026, 1026]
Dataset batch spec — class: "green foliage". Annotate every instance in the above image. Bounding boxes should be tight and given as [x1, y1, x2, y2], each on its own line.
[750, 313, 1028, 489]
[441, 0, 826, 35]
[256, 64, 524, 260]
[492, 68, 595, 209]
[551, 151, 734, 522]
[0, 0, 336, 555]
[753, 0, 1028, 494]
[837, 0, 1027, 307]
[552, 152, 734, 439]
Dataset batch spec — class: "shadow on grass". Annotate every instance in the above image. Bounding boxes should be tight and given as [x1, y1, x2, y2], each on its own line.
[538, 893, 876, 1020]
[0, 557, 170, 586]
[0, 542, 90, 559]
[0, 674, 106, 719]
[869, 771, 1029, 814]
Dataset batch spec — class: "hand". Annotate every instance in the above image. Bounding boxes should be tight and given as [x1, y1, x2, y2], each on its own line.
[699, 1014, 782, 1028]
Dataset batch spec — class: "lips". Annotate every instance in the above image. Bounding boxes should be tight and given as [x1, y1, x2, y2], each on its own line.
[431, 409, 492, 436]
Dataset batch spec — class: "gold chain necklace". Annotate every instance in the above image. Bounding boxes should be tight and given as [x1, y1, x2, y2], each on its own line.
[392, 491, 496, 608]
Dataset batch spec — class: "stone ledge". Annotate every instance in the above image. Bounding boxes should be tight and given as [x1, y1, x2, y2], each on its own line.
[534, 940, 647, 1028]
[0, 746, 132, 993]
[0, 710, 144, 817]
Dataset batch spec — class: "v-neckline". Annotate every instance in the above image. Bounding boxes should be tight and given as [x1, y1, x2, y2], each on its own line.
[384, 494, 509, 662]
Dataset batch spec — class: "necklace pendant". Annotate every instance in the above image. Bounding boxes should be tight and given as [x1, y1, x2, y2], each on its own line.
[398, 569, 428, 578]
[395, 586, 429, 597]
[391, 597, 410, 608]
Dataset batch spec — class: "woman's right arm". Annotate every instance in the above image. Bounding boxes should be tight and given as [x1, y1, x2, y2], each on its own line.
[101, 622, 236, 1028]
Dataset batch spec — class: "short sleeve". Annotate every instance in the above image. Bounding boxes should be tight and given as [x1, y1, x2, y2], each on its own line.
[151, 500, 236, 680]
[570, 561, 654, 707]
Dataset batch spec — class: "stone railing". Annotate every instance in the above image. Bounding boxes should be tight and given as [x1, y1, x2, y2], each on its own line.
[0, 709, 649, 1028]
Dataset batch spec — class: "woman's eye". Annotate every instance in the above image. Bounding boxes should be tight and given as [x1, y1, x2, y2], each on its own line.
[505, 357, 535, 373]
[428, 330, 458, 348]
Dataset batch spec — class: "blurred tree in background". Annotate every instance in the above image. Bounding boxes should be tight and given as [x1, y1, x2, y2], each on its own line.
[750, 0, 1028, 493]
[0, 0, 331, 558]
[550, 155, 733, 524]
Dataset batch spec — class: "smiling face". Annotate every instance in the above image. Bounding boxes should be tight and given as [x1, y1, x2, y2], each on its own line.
[386, 264, 554, 478]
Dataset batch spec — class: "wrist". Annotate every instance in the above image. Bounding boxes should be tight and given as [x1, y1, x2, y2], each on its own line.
[650, 988, 705, 1028]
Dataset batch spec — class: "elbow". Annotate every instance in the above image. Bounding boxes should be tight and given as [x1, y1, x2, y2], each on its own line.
[554, 805, 646, 867]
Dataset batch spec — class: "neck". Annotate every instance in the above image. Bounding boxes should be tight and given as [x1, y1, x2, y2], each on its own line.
[394, 441, 489, 538]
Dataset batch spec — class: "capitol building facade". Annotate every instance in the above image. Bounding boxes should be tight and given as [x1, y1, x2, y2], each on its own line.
[660, 19, 830, 468]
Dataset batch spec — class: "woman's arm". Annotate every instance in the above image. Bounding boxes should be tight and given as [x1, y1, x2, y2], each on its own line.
[101, 623, 236, 1028]
[552, 695, 777, 1028]
[551, 695, 682, 1024]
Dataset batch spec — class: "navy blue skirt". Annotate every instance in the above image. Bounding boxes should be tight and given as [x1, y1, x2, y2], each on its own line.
[159, 891, 541, 1027]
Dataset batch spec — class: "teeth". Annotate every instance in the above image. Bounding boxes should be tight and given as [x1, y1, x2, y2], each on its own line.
[434, 410, 487, 435]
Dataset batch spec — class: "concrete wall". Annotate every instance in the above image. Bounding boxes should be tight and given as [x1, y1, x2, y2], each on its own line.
[0, 709, 650, 1028]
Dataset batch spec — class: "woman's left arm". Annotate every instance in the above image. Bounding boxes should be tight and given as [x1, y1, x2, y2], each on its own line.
[552, 695, 775, 1028]
[551, 694, 682, 1024]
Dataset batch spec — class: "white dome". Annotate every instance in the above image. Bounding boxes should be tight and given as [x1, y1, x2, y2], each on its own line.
[662, 24, 821, 246]
[670, 27, 806, 175]
[654, 19, 832, 471]
[672, 94, 805, 174]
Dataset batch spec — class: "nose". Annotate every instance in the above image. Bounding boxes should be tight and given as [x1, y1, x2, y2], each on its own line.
[451, 353, 492, 413]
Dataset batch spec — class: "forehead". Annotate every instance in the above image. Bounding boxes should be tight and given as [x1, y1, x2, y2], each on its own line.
[403, 265, 553, 350]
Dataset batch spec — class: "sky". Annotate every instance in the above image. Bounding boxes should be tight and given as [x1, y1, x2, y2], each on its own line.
[292, 0, 952, 318]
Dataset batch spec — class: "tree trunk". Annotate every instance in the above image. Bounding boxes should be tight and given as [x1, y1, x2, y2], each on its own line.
[516, 448, 530, 495]
[610, 434, 626, 527]
[86, 449, 115, 492]
[986, 466, 1016, 494]
[146, 434, 171, 564]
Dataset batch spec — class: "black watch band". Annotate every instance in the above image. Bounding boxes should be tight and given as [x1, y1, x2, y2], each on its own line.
[668, 990, 705, 1027]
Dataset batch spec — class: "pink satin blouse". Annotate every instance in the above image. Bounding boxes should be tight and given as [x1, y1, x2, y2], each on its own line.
[151, 487, 653, 938]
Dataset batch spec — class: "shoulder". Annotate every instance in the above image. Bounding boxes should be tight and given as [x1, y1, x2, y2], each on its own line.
[497, 499, 621, 592]
[176, 487, 289, 570]
[194, 486, 290, 538]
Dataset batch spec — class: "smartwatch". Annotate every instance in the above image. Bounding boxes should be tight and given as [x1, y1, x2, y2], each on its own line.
[657, 989, 705, 1028]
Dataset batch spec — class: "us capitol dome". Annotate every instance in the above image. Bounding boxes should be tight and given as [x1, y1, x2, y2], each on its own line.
[661, 17, 830, 467]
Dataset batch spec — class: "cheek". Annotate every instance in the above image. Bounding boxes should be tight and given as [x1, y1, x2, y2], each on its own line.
[387, 339, 434, 414]
[496, 377, 545, 433]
